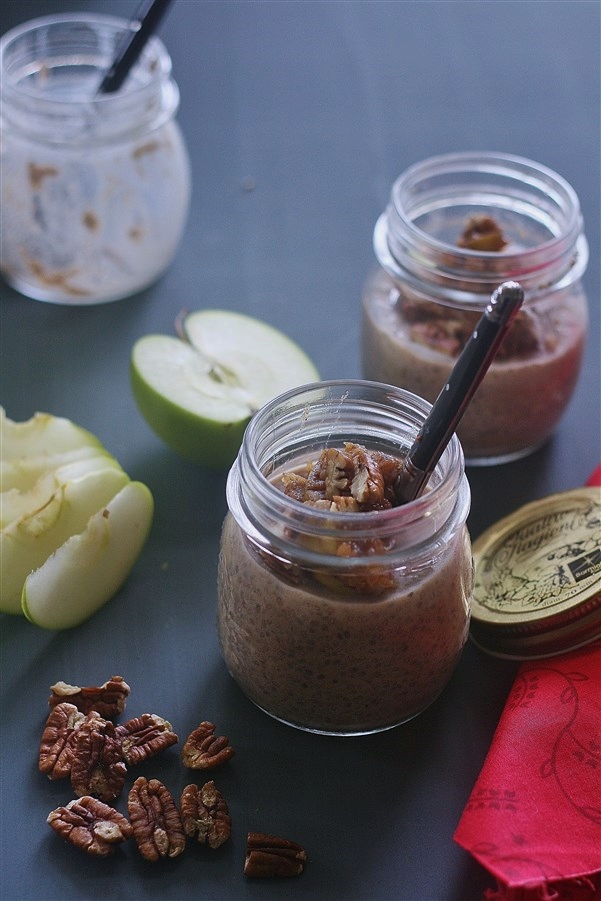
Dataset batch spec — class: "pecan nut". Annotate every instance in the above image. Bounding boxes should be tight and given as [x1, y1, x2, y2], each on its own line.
[244, 832, 307, 878]
[47, 796, 133, 857]
[457, 214, 508, 251]
[115, 714, 178, 765]
[48, 676, 130, 718]
[39, 702, 86, 779]
[128, 776, 185, 861]
[180, 781, 231, 849]
[181, 721, 235, 770]
[70, 714, 127, 802]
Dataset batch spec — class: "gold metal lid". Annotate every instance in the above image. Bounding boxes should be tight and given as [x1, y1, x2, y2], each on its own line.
[470, 487, 601, 659]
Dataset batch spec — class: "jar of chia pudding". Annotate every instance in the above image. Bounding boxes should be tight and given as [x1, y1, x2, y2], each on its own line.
[217, 380, 473, 736]
[0, 13, 191, 304]
[362, 152, 589, 465]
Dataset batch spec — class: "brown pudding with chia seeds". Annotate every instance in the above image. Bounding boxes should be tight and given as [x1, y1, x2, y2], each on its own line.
[362, 273, 587, 461]
[362, 216, 588, 463]
[217, 443, 472, 734]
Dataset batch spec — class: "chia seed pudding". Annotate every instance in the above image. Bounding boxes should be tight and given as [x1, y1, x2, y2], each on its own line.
[217, 384, 473, 736]
[218, 507, 472, 734]
[362, 269, 587, 462]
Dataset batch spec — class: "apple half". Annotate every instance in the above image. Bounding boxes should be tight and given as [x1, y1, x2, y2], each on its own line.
[130, 309, 319, 468]
[22, 481, 153, 630]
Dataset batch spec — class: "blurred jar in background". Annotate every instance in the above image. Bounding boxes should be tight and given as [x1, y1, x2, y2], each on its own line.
[0, 13, 191, 304]
[362, 152, 589, 464]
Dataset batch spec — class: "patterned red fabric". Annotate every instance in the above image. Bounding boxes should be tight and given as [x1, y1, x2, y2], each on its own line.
[454, 638, 601, 900]
[455, 468, 601, 899]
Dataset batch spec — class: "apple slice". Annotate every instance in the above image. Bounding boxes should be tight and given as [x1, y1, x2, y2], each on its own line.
[1, 466, 130, 614]
[1, 445, 121, 494]
[22, 481, 153, 630]
[1, 407, 102, 460]
[130, 310, 319, 468]
[1, 454, 125, 527]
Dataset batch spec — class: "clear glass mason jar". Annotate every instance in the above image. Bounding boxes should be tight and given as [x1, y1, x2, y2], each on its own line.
[0, 14, 191, 304]
[217, 380, 473, 736]
[362, 152, 589, 465]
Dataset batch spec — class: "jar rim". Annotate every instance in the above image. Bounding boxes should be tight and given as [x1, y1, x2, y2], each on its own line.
[0, 12, 172, 106]
[377, 151, 587, 304]
[228, 379, 470, 564]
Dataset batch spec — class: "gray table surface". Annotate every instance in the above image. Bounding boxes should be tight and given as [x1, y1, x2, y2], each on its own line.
[1, 2, 599, 899]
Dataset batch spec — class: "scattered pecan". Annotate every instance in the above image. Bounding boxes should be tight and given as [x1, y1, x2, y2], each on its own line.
[182, 722, 235, 770]
[115, 714, 178, 766]
[48, 676, 130, 718]
[180, 781, 232, 849]
[39, 702, 86, 779]
[47, 796, 133, 857]
[244, 832, 307, 878]
[128, 776, 185, 861]
[457, 214, 508, 252]
[70, 714, 127, 803]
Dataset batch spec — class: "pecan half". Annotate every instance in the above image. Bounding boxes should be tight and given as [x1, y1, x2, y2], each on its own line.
[70, 714, 127, 802]
[48, 676, 130, 718]
[115, 714, 178, 766]
[39, 702, 86, 779]
[180, 781, 231, 849]
[244, 832, 307, 878]
[47, 796, 133, 857]
[457, 214, 508, 251]
[128, 776, 185, 861]
[182, 721, 235, 770]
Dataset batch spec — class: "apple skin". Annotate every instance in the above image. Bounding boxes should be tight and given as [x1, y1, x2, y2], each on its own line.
[130, 337, 251, 468]
[22, 481, 154, 630]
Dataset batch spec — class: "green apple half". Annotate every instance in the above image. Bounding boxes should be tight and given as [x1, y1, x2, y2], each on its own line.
[22, 481, 153, 630]
[130, 309, 319, 468]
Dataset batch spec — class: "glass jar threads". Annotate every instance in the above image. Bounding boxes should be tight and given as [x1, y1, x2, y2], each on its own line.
[0, 13, 191, 304]
[362, 152, 589, 464]
[217, 380, 473, 736]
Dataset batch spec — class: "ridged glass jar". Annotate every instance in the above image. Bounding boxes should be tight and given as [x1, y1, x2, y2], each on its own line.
[362, 152, 589, 464]
[0, 13, 191, 304]
[217, 380, 473, 736]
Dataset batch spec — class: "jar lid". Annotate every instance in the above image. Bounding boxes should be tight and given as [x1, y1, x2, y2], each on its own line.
[470, 487, 601, 659]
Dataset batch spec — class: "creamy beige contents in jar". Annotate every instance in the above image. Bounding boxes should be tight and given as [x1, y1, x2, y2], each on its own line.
[217, 443, 473, 735]
[362, 216, 588, 463]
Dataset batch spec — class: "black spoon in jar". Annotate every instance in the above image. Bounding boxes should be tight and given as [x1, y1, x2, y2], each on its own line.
[97, 0, 174, 94]
[395, 280, 524, 504]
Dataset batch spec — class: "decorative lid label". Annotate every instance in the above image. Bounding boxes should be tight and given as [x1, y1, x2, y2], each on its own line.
[472, 488, 601, 624]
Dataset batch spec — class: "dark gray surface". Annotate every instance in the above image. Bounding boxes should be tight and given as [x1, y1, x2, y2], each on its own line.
[1, 2, 599, 900]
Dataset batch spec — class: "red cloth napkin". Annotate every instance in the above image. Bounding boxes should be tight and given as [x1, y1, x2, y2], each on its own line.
[586, 466, 601, 487]
[455, 469, 601, 901]
[454, 640, 601, 900]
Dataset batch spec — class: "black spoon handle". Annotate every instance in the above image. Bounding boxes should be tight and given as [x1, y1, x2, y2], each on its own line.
[97, 0, 174, 94]
[396, 280, 524, 504]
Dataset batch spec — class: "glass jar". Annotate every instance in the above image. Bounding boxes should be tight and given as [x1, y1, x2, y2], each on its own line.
[217, 380, 473, 736]
[362, 152, 589, 465]
[0, 13, 191, 304]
